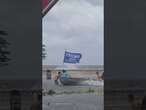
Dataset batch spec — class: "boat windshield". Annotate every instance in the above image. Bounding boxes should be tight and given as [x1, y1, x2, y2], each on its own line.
[61, 71, 71, 78]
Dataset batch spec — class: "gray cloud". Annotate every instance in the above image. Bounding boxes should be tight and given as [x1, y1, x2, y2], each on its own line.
[84, 0, 103, 7]
[43, 0, 103, 65]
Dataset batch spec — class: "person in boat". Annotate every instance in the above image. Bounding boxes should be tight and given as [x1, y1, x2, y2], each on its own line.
[96, 72, 100, 80]
[62, 70, 66, 74]
[61, 70, 70, 79]
[57, 71, 62, 85]
[54, 72, 61, 85]
[59, 70, 72, 85]
[101, 72, 104, 80]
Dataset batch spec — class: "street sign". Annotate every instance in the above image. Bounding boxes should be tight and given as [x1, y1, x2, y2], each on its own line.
[42, 0, 59, 17]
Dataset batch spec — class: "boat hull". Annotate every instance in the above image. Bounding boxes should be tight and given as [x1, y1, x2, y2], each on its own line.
[60, 78, 85, 85]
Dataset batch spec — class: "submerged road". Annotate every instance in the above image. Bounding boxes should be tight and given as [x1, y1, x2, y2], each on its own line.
[43, 94, 103, 110]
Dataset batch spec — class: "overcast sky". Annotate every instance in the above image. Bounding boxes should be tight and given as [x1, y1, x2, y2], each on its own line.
[43, 0, 103, 65]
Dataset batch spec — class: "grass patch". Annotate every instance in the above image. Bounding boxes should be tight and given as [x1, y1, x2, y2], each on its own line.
[43, 88, 103, 96]
[85, 88, 96, 93]
[47, 89, 56, 95]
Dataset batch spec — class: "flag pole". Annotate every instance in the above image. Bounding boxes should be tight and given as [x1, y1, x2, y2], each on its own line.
[63, 49, 67, 70]
[42, 0, 59, 17]
[63, 49, 67, 63]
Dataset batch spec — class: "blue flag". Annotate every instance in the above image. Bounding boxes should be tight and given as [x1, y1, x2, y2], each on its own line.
[63, 51, 82, 64]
